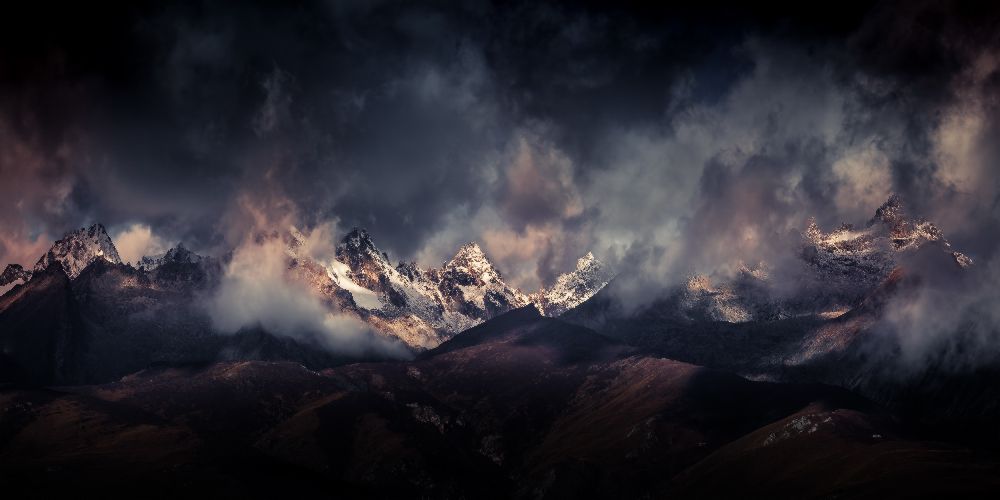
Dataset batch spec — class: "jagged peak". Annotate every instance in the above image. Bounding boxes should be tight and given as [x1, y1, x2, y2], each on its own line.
[454, 242, 485, 258]
[342, 227, 373, 245]
[339, 228, 382, 254]
[2, 263, 26, 275]
[870, 193, 907, 227]
[0, 263, 32, 287]
[33, 223, 122, 279]
[445, 242, 497, 275]
[575, 252, 598, 271]
[336, 227, 392, 270]
[70, 223, 111, 240]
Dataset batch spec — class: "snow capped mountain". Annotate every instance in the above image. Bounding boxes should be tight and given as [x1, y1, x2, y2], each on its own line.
[531, 252, 613, 317]
[434, 242, 530, 322]
[569, 194, 973, 329]
[33, 224, 122, 279]
[319, 230, 542, 347]
[6, 221, 610, 351]
[6, 194, 961, 349]
[335, 228, 395, 293]
[654, 194, 975, 323]
[801, 194, 972, 300]
[276, 227, 608, 348]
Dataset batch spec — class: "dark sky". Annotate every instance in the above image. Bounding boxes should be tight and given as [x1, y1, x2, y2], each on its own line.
[2, 1, 999, 291]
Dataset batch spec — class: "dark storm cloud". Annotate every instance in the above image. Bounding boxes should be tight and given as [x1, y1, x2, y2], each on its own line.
[1, 1, 999, 303]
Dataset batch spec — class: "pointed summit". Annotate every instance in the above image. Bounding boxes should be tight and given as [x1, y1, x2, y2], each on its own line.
[33, 224, 122, 279]
[338, 228, 388, 263]
[870, 194, 906, 228]
[804, 217, 822, 241]
[532, 252, 613, 317]
[455, 242, 485, 258]
[449, 242, 488, 264]
[575, 252, 598, 271]
[445, 242, 501, 282]
[335, 227, 398, 294]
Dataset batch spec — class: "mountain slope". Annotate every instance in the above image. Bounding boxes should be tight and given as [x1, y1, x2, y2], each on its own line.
[4, 307, 998, 498]
[0, 261, 87, 385]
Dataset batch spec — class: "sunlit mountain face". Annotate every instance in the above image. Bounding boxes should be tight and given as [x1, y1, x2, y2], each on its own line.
[3, 1, 1000, 497]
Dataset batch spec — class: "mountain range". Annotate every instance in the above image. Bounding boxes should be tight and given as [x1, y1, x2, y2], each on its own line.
[2, 195, 998, 498]
[0, 220, 612, 385]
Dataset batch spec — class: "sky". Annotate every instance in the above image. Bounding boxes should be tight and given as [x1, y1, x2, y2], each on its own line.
[1, 1, 999, 293]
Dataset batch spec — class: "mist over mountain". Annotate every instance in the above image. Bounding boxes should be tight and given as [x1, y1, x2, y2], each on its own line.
[3, 1, 1000, 497]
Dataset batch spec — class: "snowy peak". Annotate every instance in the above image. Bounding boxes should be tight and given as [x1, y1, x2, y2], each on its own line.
[531, 252, 613, 317]
[33, 224, 122, 279]
[435, 241, 528, 318]
[335, 227, 398, 294]
[869, 193, 906, 229]
[444, 242, 502, 283]
[863, 194, 947, 250]
[339, 228, 383, 256]
[337, 228, 391, 267]
[574, 252, 600, 272]
[801, 195, 972, 306]
[452, 242, 486, 261]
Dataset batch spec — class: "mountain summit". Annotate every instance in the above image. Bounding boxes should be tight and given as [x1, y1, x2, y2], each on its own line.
[33, 224, 122, 279]
[802, 194, 971, 302]
[531, 252, 614, 317]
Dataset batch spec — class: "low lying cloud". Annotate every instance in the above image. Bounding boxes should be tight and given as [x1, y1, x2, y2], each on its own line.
[875, 254, 1000, 374]
[113, 223, 168, 264]
[207, 227, 410, 358]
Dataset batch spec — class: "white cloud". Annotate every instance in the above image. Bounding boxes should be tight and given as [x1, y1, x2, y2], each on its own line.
[114, 223, 168, 265]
